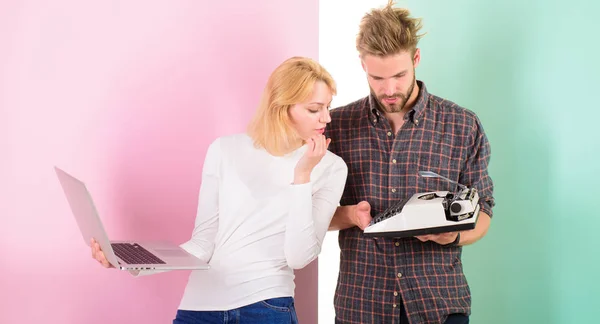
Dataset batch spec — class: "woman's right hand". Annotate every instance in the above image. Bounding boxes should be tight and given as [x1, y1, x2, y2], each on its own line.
[91, 238, 114, 268]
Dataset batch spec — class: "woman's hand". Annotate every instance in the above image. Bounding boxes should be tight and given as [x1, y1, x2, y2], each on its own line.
[91, 238, 114, 268]
[294, 135, 331, 184]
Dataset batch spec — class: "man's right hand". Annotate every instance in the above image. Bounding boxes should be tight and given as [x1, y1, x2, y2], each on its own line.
[353, 201, 372, 230]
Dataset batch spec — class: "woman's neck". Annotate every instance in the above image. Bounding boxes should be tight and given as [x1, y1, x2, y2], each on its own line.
[277, 138, 304, 156]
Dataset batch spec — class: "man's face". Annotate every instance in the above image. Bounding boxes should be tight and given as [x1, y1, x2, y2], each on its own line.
[361, 49, 421, 113]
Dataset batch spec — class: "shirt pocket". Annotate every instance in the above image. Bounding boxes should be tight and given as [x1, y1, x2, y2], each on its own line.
[416, 140, 465, 193]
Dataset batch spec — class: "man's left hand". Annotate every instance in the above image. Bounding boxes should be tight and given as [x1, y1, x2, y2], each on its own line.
[415, 232, 458, 245]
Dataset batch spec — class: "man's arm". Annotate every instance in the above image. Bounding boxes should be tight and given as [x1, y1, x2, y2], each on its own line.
[459, 114, 495, 243]
[416, 113, 495, 247]
[328, 201, 372, 231]
[328, 206, 355, 231]
[459, 211, 491, 246]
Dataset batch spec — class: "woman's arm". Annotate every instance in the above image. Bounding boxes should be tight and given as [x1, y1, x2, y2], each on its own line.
[132, 138, 222, 277]
[284, 157, 348, 269]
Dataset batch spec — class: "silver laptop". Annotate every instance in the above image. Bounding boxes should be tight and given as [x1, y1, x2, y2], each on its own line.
[55, 166, 210, 271]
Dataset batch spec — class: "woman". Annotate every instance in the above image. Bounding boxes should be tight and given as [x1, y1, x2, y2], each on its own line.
[90, 56, 348, 323]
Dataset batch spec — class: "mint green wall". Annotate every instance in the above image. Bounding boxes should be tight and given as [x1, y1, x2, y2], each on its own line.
[398, 1, 600, 323]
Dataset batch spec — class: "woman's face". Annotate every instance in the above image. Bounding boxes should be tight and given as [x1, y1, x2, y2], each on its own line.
[288, 81, 333, 141]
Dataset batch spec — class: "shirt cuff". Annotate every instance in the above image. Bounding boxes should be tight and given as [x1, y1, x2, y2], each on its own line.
[479, 200, 494, 218]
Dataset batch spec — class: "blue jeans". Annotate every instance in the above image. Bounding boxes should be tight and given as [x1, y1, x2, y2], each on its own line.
[173, 297, 298, 324]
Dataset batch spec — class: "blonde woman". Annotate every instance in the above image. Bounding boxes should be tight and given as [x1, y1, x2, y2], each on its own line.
[90, 56, 348, 324]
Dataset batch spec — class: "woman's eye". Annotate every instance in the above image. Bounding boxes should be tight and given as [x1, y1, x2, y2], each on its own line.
[309, 109, 319, 113]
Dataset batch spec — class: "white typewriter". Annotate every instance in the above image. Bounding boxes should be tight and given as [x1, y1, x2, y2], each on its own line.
[363, 171, 480, 238]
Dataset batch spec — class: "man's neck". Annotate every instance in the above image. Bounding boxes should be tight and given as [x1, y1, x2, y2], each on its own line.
[384, 82, 420, 134]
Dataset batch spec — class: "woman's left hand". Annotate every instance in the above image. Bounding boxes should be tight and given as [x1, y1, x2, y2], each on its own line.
[293, 135, 331, 184]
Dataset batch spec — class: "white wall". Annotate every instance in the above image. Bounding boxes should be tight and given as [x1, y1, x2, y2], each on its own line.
[318, 1, 388, 323]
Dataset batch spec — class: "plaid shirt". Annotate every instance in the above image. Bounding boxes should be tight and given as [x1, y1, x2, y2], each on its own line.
[325, 81, 495, 324]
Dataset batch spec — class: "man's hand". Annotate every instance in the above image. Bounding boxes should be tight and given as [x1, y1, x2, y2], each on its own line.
[415, 232, 458, 245]
[415, 211, 492, 246]
[353, 201, 372, 230]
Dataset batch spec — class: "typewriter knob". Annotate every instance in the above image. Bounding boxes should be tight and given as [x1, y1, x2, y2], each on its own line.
[450, 202, 462, 213]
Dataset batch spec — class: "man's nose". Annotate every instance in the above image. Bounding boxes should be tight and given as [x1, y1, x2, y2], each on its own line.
[383, 79, 396, 96]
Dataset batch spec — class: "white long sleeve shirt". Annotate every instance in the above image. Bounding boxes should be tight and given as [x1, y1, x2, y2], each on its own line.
[146, 133, 348, 311]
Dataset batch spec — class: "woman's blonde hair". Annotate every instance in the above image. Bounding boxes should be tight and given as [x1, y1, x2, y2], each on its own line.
[247, 56, 336, 156]
[356, 0, 425, 57]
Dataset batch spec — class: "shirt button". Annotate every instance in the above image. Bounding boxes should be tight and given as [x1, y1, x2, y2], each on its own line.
[392, 159, 397, 164]
[415, 119, 419, 125]
[394, 291, 398, 296]
[391, 188, 397, 193]
[387, 131, 392, 136]
[397, 272, 402, 278]
[395, 242, 400, 247]
[373, 119, 377, 123]
[393, 304, 397, 308]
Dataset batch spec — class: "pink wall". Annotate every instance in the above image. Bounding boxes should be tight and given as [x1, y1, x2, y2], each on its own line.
[0, 1, 319, 323]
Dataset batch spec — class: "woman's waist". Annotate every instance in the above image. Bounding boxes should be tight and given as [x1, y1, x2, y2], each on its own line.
[180, 268, 296, 309]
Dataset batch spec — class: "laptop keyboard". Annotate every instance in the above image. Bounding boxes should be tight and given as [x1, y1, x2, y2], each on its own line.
[111, 243, 166, 264]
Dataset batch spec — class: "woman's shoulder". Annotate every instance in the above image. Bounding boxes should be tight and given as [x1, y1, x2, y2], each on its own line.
[323, 150, 348, 172]
[211, 133, 253, 150]
[308, 150, 347, 188]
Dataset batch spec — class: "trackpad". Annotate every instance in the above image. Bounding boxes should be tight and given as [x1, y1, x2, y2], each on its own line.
[154, 248, 190, 258]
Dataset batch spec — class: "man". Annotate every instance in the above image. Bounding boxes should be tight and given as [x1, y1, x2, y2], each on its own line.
[325, 1, 495, 323]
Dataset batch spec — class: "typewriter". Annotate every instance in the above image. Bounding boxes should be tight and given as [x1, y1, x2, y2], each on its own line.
[363, 171, 481, 238]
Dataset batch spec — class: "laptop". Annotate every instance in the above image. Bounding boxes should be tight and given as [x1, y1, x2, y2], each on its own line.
[54, 166, 210, 271]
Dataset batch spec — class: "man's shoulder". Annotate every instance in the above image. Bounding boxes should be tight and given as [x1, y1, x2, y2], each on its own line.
[326, 96, 370, 141]
[330, 96, 369, 119]
[428, 92, 482, 127]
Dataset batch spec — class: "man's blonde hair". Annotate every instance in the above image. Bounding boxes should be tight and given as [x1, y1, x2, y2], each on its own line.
[247, 56, 336, 156]
[356, 0, 425, 57]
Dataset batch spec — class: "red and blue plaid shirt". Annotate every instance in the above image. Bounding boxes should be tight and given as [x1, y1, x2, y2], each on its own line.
[326, 81, 495, 324]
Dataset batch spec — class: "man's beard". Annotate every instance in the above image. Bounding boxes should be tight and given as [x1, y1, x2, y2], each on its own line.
[372, 74, 416, 114]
